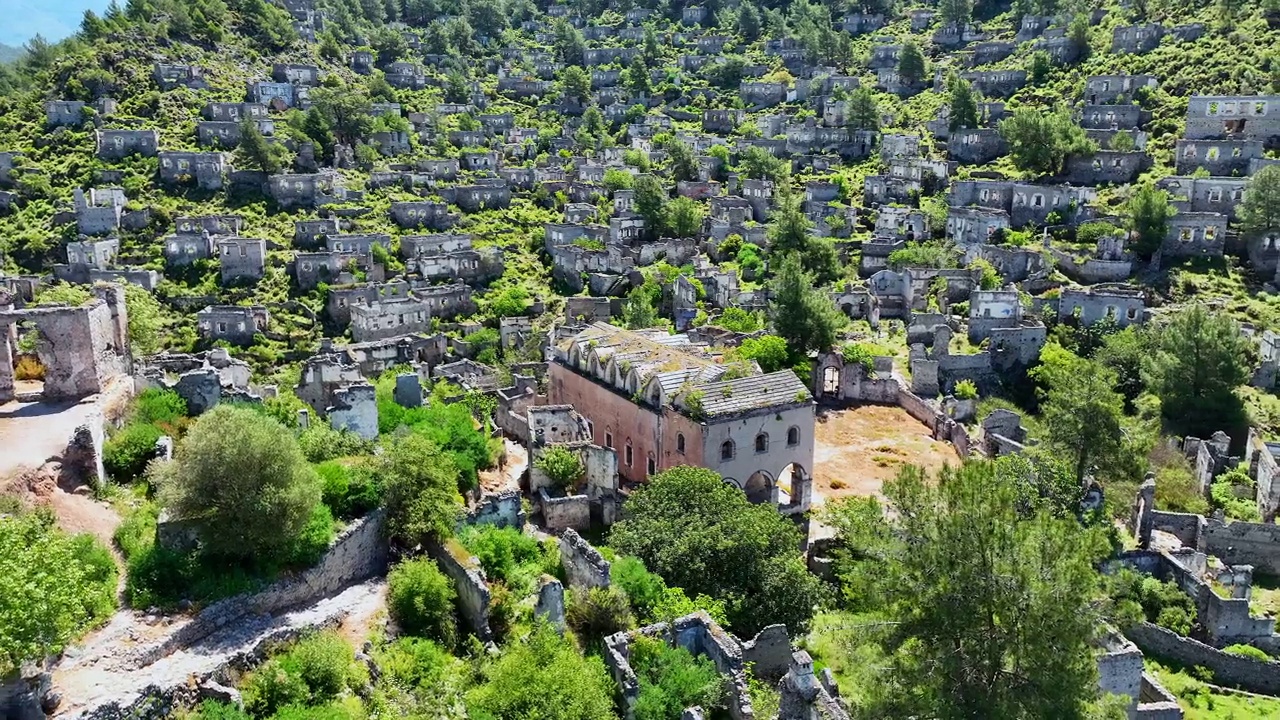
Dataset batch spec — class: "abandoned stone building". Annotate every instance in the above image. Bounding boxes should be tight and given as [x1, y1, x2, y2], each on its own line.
[0, 284, 131, 403]
[268, 173, 346, 209]
[1161, 212, 1228, 263]
[73, 187, 128, 236]
[525, 404, 620, 530]
[948, 129, 1008, 165]
[1111, 23, 1165, 54]
[1184, 96, 1280, 142]
[390, 201, 458, 230]
[96, 129, 160, 160]
[154, 63, 207, 90]
[158, 151, 229, 190]
[960, 70, 1026, 99]
[197, 119, 275, 148]
[45, 100, 87, 127]
[1158, 176, 1247, 220]
[549, 323, 814, 512]
[946, 206, 1010, 245]
[1175, 139, 1265, 176]
[1058, 285, 1147, 327]
[1085, 74, 1159, 105]
[196, 305, 269, 346]
[1066, 150, 1152, 186]
[216, 238, 267, 285]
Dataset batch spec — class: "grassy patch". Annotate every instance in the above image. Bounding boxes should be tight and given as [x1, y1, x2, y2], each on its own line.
[1148, 660, 1280, 719]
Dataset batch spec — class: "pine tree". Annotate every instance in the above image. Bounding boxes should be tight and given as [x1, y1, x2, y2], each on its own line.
[1241, 164, 1280, 236]
[769, 252, 846, 357]
[897, 41, 926, 87]
[947, 74, 979, 131]
[1126, 182, 1174, 257]
[234, 119, 288, 173]
[847, 87, 879, 130]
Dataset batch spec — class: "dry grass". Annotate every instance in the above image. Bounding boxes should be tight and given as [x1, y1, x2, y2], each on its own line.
[14, 355, 44, 381]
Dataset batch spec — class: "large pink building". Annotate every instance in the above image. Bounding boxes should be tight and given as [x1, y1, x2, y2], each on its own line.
[548, 323, 814, 513]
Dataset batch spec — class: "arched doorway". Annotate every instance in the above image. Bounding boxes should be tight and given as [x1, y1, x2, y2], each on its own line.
[778, 463, 812, 513]
[822, 366, 840, 396]
[743, 470, 775, 504]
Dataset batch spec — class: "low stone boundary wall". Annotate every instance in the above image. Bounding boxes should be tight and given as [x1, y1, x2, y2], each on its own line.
[427, 537, 492, 641]
[136, 510, 387, 666]
[464, 489, 524, 529]
[1126, 622, 1280, 696]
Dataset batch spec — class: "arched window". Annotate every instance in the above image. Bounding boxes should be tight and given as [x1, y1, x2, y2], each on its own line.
[720, 440, 735, 461]
[647, 453, 656, 476]
[787, 427, 800, 446]
[676, 433, 686, 454]
[755, 433, 769, 454]
[625, 440, 633, 467]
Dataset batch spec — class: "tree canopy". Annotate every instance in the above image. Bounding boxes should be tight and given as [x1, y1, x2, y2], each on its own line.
[768, 251, 846, 358]
[1144, 303, 1253, 438]
[609, 465, 825, 635]
[156, 405, 322, 563]
[823, 461, 1111, 719]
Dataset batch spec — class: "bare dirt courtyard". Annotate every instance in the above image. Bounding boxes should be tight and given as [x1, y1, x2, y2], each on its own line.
[811, 404, 961, 505]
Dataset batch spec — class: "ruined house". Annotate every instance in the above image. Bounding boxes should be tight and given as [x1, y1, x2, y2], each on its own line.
[196, 305, 269, 346]
[1058, 285, 1146, 327]
[96, 129, 160, 160]
[1111, 23, 1165, 54]
[1161, 212, 1228, 263]
[0, 284, 131, 403]
[1175, 139, 1265, 176]
[158, 151, 229, 190]
[1084, 74, 1158, 105]
[391, 201, 458, 230]
[268, 173, 346, 209]
[154, 63, 208, 90]
[1184, 96, 1280, 142]
[216, 238, 267, 285]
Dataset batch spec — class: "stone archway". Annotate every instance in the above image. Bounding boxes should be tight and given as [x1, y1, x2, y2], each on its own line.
[778, 463, 813, 514]
[743, 470, 775, 505]
[822, 366, 840, 396]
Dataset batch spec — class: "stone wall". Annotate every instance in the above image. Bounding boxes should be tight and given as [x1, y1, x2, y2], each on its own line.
[139, 510, 388, 665]
[1204, 519, 1280, 575]
[428, 537, 492, 641]
[741, 625, 793, 679]
[1126, 622, 1280, 696]
[464, 489, 525, 529]
[604, 612, 756, 720]
[540, 488, 592, 530]
[1150, 510, 1204, 549]
[559, 528, 611, 589]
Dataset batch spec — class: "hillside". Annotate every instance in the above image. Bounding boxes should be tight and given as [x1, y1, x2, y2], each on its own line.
[0, 43, 23, 65]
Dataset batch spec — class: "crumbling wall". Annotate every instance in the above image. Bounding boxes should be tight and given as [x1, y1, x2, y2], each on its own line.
[464, 489, 525, 529]
[1149, 510, 1204, 549]
[540, 488, 592, 530]
[559, 528, 611, 589]
[741, 625, 793, 679]
[428, 537, 492, 641]
[1203, 519, 1280, 575]
[1125, 622, 1280, 696]
[139, 510, 388, 664]
[327, 383, 378, 440]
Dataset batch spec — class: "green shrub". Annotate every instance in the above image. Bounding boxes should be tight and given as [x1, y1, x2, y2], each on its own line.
[315, 460, 381, 519]
[1156, 606, 1194, 636]
[243, 659, 310, 717]
[103, 422, 162, 483]
[840, 343, 876, 374]
[376, 637, 458, 691]
[282, 632, 364, 702]
[535, 446, 585, 490]
[458, 525, 544, 586]
[612, 556, 666, 619]
[388, 558, 458, 646]
[133, 388, 188, 428]
[1154, 461, 1211, 515]
[269, 700, 365, 720]
[300, 423, 374, 463]
[244, 632, 364, 716]
[192, 700, 251, 720]
[284, 503, 337, 566]
[566, 586, 634, 647]
[953, 379, 978, 401]
[1, 511, 119, 674]
[630, 636, 725, 720]
[1224, 644, 1271, 661]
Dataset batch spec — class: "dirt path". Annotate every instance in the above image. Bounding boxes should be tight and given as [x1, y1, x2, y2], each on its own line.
[53, 580, 387, 719]
[811, 404, 961, 505]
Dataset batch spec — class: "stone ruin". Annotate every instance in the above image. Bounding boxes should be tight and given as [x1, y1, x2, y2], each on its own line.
[603, 611, 845, 720]
[0, 284, 131, 404]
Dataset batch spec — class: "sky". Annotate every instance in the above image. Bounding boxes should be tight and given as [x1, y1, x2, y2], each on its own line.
[1, 0, 115, 47]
